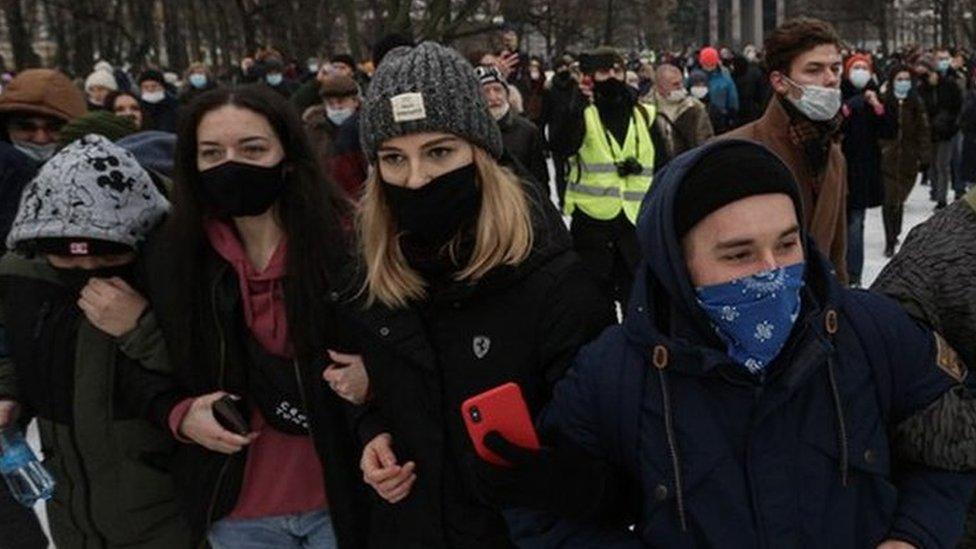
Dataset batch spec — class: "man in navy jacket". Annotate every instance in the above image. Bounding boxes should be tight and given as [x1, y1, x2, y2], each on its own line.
[503, 140, 976, 548]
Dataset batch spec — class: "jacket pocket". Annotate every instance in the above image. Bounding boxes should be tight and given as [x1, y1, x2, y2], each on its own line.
[637, 436, 741, 547]
[110, 419, 181, 512]
[798, 411, 896, 545]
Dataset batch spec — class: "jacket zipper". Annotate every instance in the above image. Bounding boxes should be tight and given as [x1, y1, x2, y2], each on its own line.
[204, 268, 233, 534]
[68, 329, 109, 547]
[292, 359, 320, 451]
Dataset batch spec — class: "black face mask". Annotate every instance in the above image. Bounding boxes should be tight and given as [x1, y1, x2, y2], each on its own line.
[52, 263, 136, 295]
[198, 160, 286, 218]
[381, 163, 480, 248]
[593, 78, 631, 103]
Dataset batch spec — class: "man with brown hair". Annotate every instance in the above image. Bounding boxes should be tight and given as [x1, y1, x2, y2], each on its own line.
[722, 17, 849, 284]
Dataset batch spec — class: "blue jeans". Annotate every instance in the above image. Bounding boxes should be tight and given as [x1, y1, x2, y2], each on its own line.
[208, 509, 337, 549]
[846, 208, 865, 286]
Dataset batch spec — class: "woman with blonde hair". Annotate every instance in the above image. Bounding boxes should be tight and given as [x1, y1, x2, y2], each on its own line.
[350, 42, 612, 548]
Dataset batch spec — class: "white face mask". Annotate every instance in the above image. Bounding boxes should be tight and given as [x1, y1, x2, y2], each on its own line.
[849, 68, 872, 90]
[783, 76, 842, 121]
[326, 106, 355, 126]
[666, 88, 688, 102]
[488, 102, 511, 121]
[141, 90, 165, 104]
[690, 86, 709, 99]
[13, 140, 58, 162]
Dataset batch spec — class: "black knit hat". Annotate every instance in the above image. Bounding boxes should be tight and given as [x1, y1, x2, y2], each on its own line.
[674, 142, 803, 238]
[138, 70, 165, 86]
[332, 54, 356, 71]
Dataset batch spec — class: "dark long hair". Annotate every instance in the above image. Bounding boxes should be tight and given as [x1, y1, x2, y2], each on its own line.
[883, 64, 918, 112]
[163, 84, 352, 365]
[104, 90, 149, 129]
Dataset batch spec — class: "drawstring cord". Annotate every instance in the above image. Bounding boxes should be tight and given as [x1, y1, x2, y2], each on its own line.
[823, 309, 849, 487]
[648, 308, 846, 533]
[653, 344, 688, 531]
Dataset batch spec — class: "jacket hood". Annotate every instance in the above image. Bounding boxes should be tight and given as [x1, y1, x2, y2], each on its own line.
[7, 134, 170, 252]
[0, 69, 87, 124]
[626, 139, 841, 366]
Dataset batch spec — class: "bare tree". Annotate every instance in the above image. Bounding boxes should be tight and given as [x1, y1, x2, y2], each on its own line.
[3, 0, 41, 68]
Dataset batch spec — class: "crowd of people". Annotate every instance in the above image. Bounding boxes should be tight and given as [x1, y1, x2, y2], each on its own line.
[0, 15, 975, 549]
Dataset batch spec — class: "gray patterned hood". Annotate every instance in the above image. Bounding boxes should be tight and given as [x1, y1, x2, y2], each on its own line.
[7, 134, 169, 251]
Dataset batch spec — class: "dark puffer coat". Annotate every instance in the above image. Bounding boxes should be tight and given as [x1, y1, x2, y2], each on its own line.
[508, 141, 976, 549]
[350, 186, 613, 548]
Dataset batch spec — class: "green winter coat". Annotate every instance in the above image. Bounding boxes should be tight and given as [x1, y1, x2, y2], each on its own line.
[0, 254, 192, 549]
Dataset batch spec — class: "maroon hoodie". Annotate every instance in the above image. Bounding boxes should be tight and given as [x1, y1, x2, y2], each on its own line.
[168, 219, 326, 519]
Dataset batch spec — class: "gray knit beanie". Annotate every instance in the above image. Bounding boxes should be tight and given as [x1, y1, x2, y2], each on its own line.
[359, 41, 503, 160]
[7, 134, 169, 252]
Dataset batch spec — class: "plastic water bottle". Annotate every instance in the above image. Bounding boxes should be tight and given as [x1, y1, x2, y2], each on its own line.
[0, 428, 54, 507]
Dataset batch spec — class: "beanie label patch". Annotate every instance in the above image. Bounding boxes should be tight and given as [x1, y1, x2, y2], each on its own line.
[390, 92, 427, 123]
[70, 242, 89, 255]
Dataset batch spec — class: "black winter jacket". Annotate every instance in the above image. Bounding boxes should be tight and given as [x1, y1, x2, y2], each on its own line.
[497, 111, 549, 194]
[141, 238, 370, 548]
[917, 71, 963, 141]
[349, 187, 613, 548]
[841, 84, 898, 210]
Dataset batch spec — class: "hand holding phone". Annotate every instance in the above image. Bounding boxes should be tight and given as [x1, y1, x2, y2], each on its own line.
[178, 392, 255, 454]
[461, 383, 540, 466]
[213, 394, 250, 436]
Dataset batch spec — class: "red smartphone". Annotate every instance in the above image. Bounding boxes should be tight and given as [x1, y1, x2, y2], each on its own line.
[461, 382, 540, 466]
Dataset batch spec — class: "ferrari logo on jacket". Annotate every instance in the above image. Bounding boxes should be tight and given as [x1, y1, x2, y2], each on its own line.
[473, 336, 491, 359]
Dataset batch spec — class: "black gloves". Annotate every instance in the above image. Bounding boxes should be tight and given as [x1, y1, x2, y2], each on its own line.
[471, 431, 622, 520]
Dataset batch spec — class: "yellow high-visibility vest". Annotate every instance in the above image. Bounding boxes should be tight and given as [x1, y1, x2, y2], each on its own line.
[565, 103, 656, 225]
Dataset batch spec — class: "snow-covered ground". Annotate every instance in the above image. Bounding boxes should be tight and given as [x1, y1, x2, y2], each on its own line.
[862, 179, 937, 287]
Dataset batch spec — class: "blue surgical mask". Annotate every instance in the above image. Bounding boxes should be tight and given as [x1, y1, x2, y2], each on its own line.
[696, 262, 806, 375]
[266, 73, 283, 86]
[188, 73, 208, 89]
[326, 106, 355, 126]
[894, 79, 912, 98]
[938, 59, 951, 73]
[12, 140, 58, 162]
[848, 68, 871, 90]
[784, 76, 842, 121]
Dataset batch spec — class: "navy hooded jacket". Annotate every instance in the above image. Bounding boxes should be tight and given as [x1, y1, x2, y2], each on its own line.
[507, 139, 976, 548]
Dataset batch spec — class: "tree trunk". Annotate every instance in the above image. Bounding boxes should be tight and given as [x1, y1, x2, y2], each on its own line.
[160, 0, 187, 69]
[187, 0, 203, 63]
[71, 0, 96, 75]
[235, 0, 259, 55]
[215, 1, 234, 68]
[603, 0, 614, 45]
[3, 0, 41, 69]
[41, 0, 71, 70]
[340, 0, 363, 59]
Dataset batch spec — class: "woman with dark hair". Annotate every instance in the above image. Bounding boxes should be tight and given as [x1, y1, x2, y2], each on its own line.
[880, 65, 932, 257]
[105, 90, 146, 131]
[141, 85, 368, 548]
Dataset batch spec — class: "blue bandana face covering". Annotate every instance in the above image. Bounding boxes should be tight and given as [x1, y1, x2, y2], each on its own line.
[695, 262, 806, 375]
